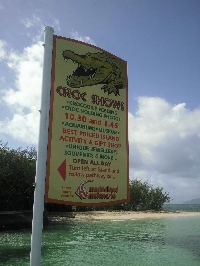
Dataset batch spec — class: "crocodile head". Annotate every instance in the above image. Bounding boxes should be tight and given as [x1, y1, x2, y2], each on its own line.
[62, 50, 125, 96]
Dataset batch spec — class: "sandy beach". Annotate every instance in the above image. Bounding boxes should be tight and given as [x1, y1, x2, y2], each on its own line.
[48, 211, 200, 223]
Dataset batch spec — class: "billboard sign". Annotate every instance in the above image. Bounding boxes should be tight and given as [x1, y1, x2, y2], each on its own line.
[45, 35, 129, 206]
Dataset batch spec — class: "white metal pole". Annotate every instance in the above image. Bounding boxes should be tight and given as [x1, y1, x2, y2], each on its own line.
[30, 26, 54, 266]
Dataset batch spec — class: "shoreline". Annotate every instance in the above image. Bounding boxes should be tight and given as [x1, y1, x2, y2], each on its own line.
[48, 211, 200, 223]
[1, 211, 200, 230]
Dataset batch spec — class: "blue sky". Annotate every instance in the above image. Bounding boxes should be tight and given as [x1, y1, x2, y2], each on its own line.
[0, 0, 200, 203]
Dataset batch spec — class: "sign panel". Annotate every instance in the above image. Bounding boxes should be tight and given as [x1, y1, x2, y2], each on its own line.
[45, 35, 129, 206]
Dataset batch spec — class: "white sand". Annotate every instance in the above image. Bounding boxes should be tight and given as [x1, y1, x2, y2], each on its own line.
[49, 211, 200, 223]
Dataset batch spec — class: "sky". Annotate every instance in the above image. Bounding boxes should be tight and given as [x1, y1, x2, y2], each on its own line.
[0, 0, 200, 204]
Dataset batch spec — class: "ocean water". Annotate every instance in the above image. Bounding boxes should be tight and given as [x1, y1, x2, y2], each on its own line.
[163, 204, 200, 212]
[0, 205, 200, 266]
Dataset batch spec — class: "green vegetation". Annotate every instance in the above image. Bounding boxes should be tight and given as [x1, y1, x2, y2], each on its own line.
[0, 142, 170, 212]
[0, 142, 36, 211]
[127, 179, 171, 211]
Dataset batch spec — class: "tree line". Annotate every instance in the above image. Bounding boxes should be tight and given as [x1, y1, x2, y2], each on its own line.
[0, 142, 170, 212]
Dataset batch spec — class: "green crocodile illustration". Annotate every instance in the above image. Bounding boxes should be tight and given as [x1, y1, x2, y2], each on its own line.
[62, 50, 126, 96]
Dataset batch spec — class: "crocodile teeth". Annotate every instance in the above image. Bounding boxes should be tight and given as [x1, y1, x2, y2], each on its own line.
[81, 80, 83, 84]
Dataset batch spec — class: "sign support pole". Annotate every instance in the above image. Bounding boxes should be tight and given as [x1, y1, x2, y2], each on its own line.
[30, 26, 54, 266]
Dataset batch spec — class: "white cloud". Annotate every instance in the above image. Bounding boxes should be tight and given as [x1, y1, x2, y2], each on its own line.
[53, 19, 61, 31]
[129, 97, 200, 202]
[21, 14, 45, 30]
[21, 16, 94, 46]
[0, 111, 39, 144]
[2, 41, 43, 113]
[0, 40, 7, 60]
[21, 15, 60, 43]
[70, 30, 96, 45]
[129, 97, 200, 174]
[21, 18, 34, 28]
[20, 15, 45, 42]
[0, 39, 43, 144]
[21, 14, 60, 32]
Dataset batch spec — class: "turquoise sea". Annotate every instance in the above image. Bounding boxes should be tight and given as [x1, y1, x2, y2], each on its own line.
[0, 205, 200, 266]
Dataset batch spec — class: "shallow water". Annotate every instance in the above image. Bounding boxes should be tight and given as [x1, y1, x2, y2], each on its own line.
[0, 216, 200, 266]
